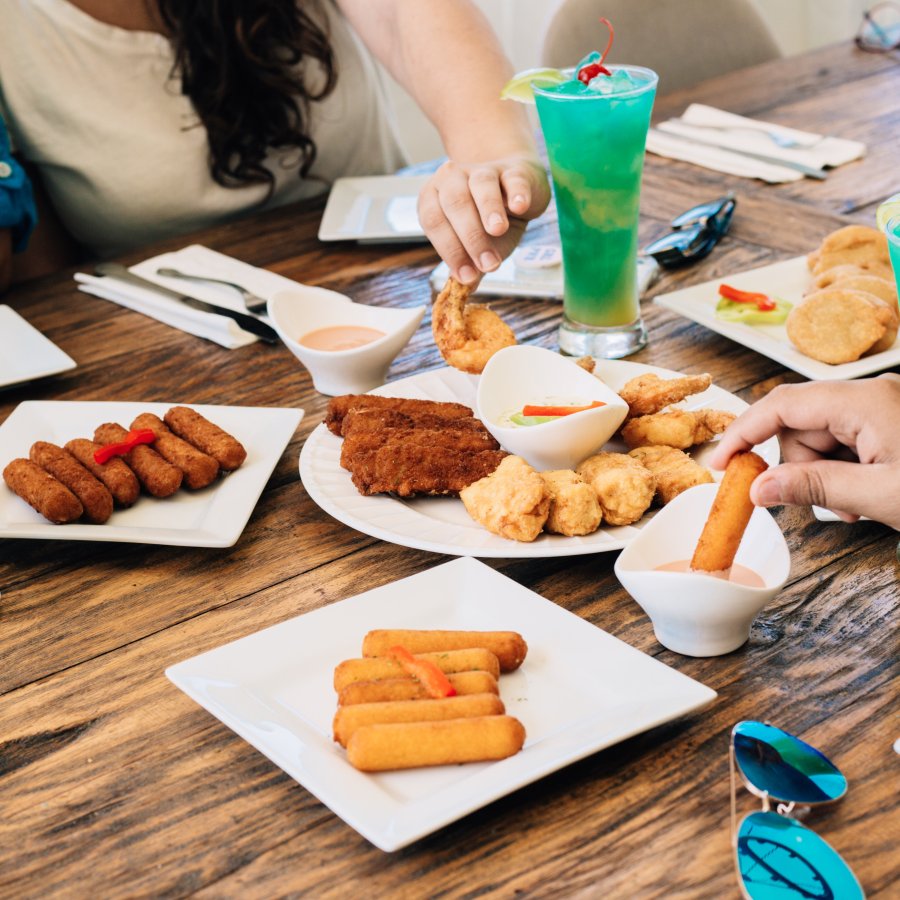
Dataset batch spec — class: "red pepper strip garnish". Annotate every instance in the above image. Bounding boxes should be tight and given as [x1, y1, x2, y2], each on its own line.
[93, 428, 156, 464]
[521, 401, 607, 417]
[388, 645, 457, 699]
[718, 284, 776, 312]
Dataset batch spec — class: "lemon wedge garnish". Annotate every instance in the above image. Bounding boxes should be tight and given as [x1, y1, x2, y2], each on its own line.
[500, 67, 568, 103]
[876, 193, 900, 232]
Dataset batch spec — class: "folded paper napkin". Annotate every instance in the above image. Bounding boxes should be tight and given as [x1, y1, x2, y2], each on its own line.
[646, 103, 866, 183]
[75, 245, 298, 348]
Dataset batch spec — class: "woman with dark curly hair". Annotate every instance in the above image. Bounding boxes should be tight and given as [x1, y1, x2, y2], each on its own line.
[0, 0, 549, 292]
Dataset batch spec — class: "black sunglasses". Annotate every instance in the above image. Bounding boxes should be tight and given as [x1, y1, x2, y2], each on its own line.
[641, 194, 736, 268]
[855, 2, 900, 52]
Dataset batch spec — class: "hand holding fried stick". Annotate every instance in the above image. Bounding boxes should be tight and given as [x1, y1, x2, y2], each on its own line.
[690, 451, 768, 573]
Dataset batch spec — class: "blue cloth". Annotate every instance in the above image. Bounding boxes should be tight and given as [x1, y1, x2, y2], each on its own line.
[0, 117, 37, 253]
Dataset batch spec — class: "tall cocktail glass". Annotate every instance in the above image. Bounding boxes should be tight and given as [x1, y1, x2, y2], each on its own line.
[534, 66, 658, 358]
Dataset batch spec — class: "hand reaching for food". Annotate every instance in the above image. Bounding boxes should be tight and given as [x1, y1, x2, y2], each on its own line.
[709, 375, 900, 528]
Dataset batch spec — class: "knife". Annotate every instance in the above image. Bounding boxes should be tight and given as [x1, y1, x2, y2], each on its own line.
[94, 262, 279, 344]
[649, 129, 828, 180]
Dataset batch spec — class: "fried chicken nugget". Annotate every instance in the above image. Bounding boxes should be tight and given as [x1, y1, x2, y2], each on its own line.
[786, 288, 887, 364]
[29, 442, 113, 524]
[460, 455, 550, 542]
[164, 407, 246, 471]
[576, 452, 655, 526]
[131, 413, 220, 490]
[539, 470, 602, 536]
[346, 715, 526, 772]
[94, 422, 183, 498]
[64, 438, 140, 508]
[338, 670, 499, 706]
[628, 445, 714, 505]
[621, 408, 736, 450]
[3, 458, 83, 524]
[617, 373, 713, 419]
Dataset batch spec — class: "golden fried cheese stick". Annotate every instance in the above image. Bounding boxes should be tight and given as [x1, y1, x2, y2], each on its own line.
[361, 630, 527, 673]
[333, 693, 504, 748]
[334, 648, 500, 691]
[338, 670, 499, 706]
[346, 715, 526, 771]
[690, 451, 769, 573]
[3, 458, 83, 524]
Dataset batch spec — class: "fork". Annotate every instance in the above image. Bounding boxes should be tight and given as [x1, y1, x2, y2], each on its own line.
[155, 267, 268, 313]
[673, 120, 826, 150]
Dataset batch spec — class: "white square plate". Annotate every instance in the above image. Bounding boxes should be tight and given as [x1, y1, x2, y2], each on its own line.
[654, 256, 900, 381]
[318, 175, 429, 243]
[0, 401, 302, 546]
[0, 305, 77, 388]
[166, 556, 717, 851]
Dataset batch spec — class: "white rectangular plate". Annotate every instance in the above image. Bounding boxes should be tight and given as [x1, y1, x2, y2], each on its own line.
[654, 256, 900, 381]
[0, 305, 77, 388]
[167, 557, 716, 851]
[0, 401, 302, 546]
[318, 175, 429, 243]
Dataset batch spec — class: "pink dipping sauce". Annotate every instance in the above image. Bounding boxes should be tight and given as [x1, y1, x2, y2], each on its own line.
[655, 559, 765, 587]
[299, 325, 386, 351]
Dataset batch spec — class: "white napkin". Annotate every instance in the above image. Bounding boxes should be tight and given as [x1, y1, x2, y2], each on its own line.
[75, 245, 300, 348]
[647, 103, 866, 183]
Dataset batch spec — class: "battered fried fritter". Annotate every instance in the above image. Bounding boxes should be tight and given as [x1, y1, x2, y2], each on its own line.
[617, 372, 713, 419]
[325, 395, 474, 436]
[628, 445, 714, 505]
[621, 408, 736, 450]
[810, 225, 893, 280]
[539, 469, 602, 536]
[460, 455, 550, 542]
[576, 452, 655, 526]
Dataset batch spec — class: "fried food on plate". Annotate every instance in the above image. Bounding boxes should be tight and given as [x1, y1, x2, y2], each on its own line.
[691, 450, 768, 574]
[786, 288, 888, 364]
[3, 458, 83, 524]
[340, 407, 488, 439]
[628, 445, 714, 505]
[131, 413, 220, 490]
[621, 408, 736, 450]
[576, 356, 596, 373]
[338, 670, 499, 706]
[164, 406, 247, 471]
[617, 372, 713, 419]
[333, 693, 504, 748]
[324, 394, 474, 436]
[576, 452, 655, 526]
[809, 225, 893, 280]
[460, 455, 550, 542]
[334, 647, 501, 691]
[29, 441, 113, 524]
[539, 469, 602, 536]
[95, 422, 183, 498]
[362, 630, 527, 672]
[432, 277, 516, 374]
[64, 438, 140, 508]
[340, 425, 499, 471]
[346, 715, 526, 772]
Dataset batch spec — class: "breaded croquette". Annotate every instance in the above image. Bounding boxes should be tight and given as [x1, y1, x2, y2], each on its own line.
[163, 406, 247, 471]
[64, 438, 140, 507]
[576, 452, 655, 526]
[95, 422, 183, 498]
[338, 670, 499, 706]
[3, 458, 83, 523]
[131, 413, 220, 490]
[362, 630, 527, 672]
[29, 441, 113, 524]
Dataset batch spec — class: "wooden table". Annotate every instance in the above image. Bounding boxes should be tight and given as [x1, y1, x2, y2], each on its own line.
[2, 43, 898, 899]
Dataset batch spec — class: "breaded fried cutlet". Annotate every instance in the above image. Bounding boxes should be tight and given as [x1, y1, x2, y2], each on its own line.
[340, 407, 491, 439]
[325, 395, 474, 436]
[340, 426, 500, 471]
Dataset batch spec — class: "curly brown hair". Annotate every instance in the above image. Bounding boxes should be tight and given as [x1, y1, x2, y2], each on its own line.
[157, 0, 338, 195]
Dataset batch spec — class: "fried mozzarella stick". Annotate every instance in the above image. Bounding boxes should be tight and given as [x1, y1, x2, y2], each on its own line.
[362, 630, 527, 673]
[64, 438, 140, 507]
[131, 413, 220, 489]
[95, 422, 183, 498]
[338, 670, 499, 706]
[30, 441, 113, 524]
[333, 693, 504, 748]
[164, 407, 246, 471]
[3, 458, 83, 523]
[334, 648, 501, 691]
[346, 715, 526, 772]
[690, 451, 769, 574]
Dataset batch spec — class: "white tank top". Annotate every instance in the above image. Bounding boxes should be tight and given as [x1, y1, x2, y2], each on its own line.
[0, 0, 407, 256]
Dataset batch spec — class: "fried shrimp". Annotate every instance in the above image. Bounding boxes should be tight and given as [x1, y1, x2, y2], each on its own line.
[621, 408, 737, 450]
[617, 373, 713, 419]
[432, 277, 516, 374]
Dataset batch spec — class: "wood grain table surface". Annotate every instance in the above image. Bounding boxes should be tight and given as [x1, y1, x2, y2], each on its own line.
[1, 42, 898, 899]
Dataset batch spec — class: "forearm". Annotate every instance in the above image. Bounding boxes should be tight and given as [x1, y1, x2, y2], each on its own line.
[338, 0, 536, 162]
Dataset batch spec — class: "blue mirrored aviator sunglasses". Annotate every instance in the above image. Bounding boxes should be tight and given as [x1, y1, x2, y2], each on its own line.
[642, 194, 736, 268]
[730, 721, 864, 900]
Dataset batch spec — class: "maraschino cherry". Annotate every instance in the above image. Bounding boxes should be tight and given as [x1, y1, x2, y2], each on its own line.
[577, 18, 615, 85]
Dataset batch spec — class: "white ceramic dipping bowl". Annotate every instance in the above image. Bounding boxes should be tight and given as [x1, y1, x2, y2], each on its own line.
[477, 345, 628, 471]
[268, 287, 425, 396]
[614, 483, 791, 657]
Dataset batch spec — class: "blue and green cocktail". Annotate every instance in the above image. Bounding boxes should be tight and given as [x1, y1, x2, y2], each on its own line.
[533, 64, 657, 357]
